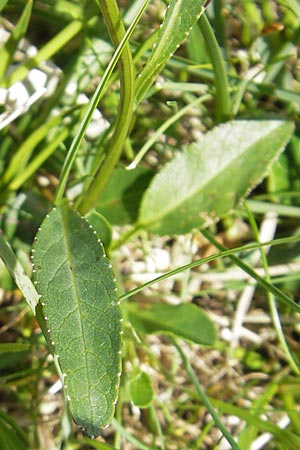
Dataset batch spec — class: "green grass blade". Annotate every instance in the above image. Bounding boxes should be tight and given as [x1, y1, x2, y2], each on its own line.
[0, 0, 32, 83]
[244, 202, 299, 374]
[0, 0, 8, 12]
[238, 382, 278, 449]
[2, 112, 67, 187]
[2, 19, 83, 88]
[128, 94, 210, 168]
[171, 337, 242, 450]
[201, 228, 300, 313]
[9, 129, 68, 191]
[198, 12, 232, 122]
[0, 233, 39, 314]
[135, 0, 207, 103]
[211, 398, 300, 449]
[278, 0, 300, 17]
[112, 419, 153, 450]
[119, 234, 300, 313]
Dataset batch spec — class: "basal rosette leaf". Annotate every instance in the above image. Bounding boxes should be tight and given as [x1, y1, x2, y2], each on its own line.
[32, 202, 122, 437]
[138, 120, 295, 235]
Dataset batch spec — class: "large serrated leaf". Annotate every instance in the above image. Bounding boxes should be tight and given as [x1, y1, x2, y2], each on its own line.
[135, 0, 207, 102]
[138, 120, 294, 235]
[32, 203, 122, 437]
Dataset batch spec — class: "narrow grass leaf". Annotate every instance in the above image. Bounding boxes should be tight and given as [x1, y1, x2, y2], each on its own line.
[0, 343, 30, 354]
[238, 382, 278, 449]
[9, 129, 68, 191]
[0, 416, 28, 450]
[278, 0, 300, 17]
[135, 0, 207, 102]
[138, 120, 294, 235]
[0, 234, 39, 313]
[0, 0, 8, 12]
[2, 112, 66, 187]
[32, 203, 122, 437]
[112, 419, 153, 450]
[3, 19, 83, 88]
[0, 0, 32, 83]
[120, 235, 300, 313]
[212, 398, 300, 449]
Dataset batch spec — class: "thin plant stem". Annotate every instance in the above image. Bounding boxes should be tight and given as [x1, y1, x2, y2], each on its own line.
[244, 202, 300, 374]
[198, 13, 232, 122]
[112, 418, 152, 450]
[77, 0, 138, 214]
[118, 234, 300, 314]
[55, 0, 149, 207]
[200, 228, 300, 312]
[110, 224, 140, 251]
[128, 94, 211, 168]
[170, 336, 242, 450]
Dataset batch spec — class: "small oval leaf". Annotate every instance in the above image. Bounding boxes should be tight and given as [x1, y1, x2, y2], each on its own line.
[138, 120, 294, 235]
[127, 302, 216, 346]
[32, 203, 122, 437]
[129, 371, 154, 408]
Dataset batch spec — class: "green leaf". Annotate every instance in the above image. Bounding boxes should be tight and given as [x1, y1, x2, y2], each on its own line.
[0, 0, 9, 13]
[127, 302, 215, 345]
[212, 398, 300, 450]
[0, 344, 30, 370]
[32, 203, 122, 437]
[0, 343, 30, 354]
[96, 167, 154, 225]
[135, 0, 207, 102]
[129, 371, 154, 408]
[0, 0, 32, 83]
[3, 19, 83, 88]
[138, 120, 295, 235]
[278, 0, 300, 18]
[2, 112, 67, 188]
[0, 233, 39, 314]
[267, 135, 300, 205]
[57, 1, 150, 210]
[86, 211, 112, 250]
[0, 413, 28, 450]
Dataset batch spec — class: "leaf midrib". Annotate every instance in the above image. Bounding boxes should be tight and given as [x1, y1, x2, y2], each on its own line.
[62, 206, 93, 417]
